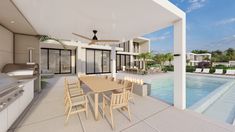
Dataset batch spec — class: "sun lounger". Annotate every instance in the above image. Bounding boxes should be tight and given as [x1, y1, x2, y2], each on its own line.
[225, 69, 235, 75]
[194, 68, 202, 73]
[202, 68, 210, 74]
[214, 69, 223, 74]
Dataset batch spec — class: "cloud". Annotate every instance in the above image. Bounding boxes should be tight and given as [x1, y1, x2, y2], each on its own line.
[206, 35, 235, 50]
[186, 0, 207, 13]
[215, 18, 235, 26]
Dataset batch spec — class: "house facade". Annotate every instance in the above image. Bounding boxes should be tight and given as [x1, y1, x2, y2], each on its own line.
[40, 37, 150, 75]
[186, 53, 211, 66]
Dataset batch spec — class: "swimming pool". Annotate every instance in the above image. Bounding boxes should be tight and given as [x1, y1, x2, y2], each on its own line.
[150, 74, 232, 107]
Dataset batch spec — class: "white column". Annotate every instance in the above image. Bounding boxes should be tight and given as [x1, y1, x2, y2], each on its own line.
[129, 40, 134, 67]
[173, 18, 186, 110]
[111, 46, 116, 78]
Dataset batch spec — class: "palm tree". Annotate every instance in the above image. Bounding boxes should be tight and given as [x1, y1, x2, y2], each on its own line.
[154, 54, 167, 68]
[136, 52, 153, 71]
[165, 53, 173, 66]
[39, 35, 66, 49]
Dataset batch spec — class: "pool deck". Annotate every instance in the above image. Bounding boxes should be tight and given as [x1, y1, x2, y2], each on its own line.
[203, 81, 235, 124]
[10, 74, 235, 132]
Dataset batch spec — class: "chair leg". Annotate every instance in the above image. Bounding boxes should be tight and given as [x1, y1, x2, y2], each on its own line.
[110, 108, 114, 130]
[85, 103, 88, 119]
[65, 107, 72, 124]
[102, 99, 106, 118]
[130, 94, 135, 104]
[127, 105, 131, 122]
[65, 105, 69, 115]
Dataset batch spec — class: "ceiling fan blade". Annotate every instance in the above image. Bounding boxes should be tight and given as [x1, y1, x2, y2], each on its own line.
[98, 40, 120, 42]
[72, 33, 91, 40]
[89, 40, 96, 45]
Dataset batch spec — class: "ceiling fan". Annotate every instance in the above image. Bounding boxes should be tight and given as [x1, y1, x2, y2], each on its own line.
[73, 30, 119, 45]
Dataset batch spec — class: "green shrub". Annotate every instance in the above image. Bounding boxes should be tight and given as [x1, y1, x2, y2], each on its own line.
[214, 64, 227, 69]
[162, 66, 174, 72]
[186, 66, 196, 72]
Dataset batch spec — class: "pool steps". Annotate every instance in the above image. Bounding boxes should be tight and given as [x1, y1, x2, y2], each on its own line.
[190, 80, 235, 112]
[190, 80, 235, 124]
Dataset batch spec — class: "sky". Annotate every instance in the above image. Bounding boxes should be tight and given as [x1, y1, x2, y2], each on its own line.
[144, 0, 235, 53]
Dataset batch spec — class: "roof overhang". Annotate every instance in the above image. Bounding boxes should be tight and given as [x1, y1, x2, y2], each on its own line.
[12, 0, 185, 42]
[133, 37, 150, 43]
[0, 0, 37, 35]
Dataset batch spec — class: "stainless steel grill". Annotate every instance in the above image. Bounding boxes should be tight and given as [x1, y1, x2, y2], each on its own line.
[1, 63, 39, 78]
[0, 74, 24, 112]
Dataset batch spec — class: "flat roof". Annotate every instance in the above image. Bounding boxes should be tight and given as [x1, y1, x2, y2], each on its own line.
[13, 0, 185, 42]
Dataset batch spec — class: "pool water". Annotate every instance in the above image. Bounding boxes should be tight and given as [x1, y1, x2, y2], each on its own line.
[150, 75, 231, 107]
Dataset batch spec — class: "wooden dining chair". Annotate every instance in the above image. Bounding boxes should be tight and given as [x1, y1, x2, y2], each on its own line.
[123, 81, 134, 103]
[64, 88, 88, 124]
[102, 91, 131, 129]
[113, 80, 134, 103]
[64, 78, 84, 113]
[116, 79, 124, 85]
[108, 76, 115, 81]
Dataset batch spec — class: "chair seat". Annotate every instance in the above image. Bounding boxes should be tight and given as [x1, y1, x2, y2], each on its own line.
[71, 96, 86, 105]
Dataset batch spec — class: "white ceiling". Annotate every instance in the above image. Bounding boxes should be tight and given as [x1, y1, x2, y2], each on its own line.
[12, 0, 184, 42]
[0, 0, 37, 35]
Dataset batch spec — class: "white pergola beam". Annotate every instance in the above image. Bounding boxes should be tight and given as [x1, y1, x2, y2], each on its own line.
[173, 17, 186, 109]
[111, 46, 116, 78]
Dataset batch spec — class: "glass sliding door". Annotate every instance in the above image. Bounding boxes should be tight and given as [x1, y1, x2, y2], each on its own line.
[125, 55, 130, 67]
[49, 50, 60, 73]
[61, 50, 71, 73]
[41, 49, 48, 71]
[95, 50, 102, 73]
[120, 55, 125, 69]
[86, 49, 111, 74]
[116, 54, 121, 71]
[116, 54, 131, 71]
[86, 49, 95, 74]
[41, 48, 72, 74]
[102, 51, 110, 72]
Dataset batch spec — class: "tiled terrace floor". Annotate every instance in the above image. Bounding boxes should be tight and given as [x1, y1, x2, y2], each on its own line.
[11, 75, 234, 132]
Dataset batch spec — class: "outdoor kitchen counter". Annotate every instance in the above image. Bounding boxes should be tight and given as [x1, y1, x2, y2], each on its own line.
[0, 74, 35, 132]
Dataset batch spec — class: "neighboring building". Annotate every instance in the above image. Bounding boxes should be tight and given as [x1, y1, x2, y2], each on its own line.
[212, 61, 235, 67]
[186, 53, 211, 66]
[116, 37, 150, 71]
[40, 37, 150, 75]
[229, 61, 235, 67]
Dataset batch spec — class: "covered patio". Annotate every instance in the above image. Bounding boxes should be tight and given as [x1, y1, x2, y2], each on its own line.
[13, 0, 186, 109]
[11, 75, 234, 132]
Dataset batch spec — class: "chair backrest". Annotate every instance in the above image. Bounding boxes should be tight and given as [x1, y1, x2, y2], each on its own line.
[108, 76, 114, 81]
[111, 91, 130, 106]
[116, 79, 123, 84]
[124, 81, 134, 93]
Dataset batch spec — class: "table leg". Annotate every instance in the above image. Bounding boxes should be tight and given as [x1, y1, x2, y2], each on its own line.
[94, 93, 99, 120]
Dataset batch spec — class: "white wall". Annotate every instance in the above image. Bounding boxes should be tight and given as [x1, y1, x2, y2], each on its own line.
[14, 34, 41, 92]
[14, 34, 40, 63]
[139, 41, 150, 53]
[0, 25, 13, 72]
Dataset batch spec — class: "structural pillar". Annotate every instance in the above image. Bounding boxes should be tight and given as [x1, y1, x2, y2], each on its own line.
[111, 46, 116, 78]
[173, 18, 186, 110]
